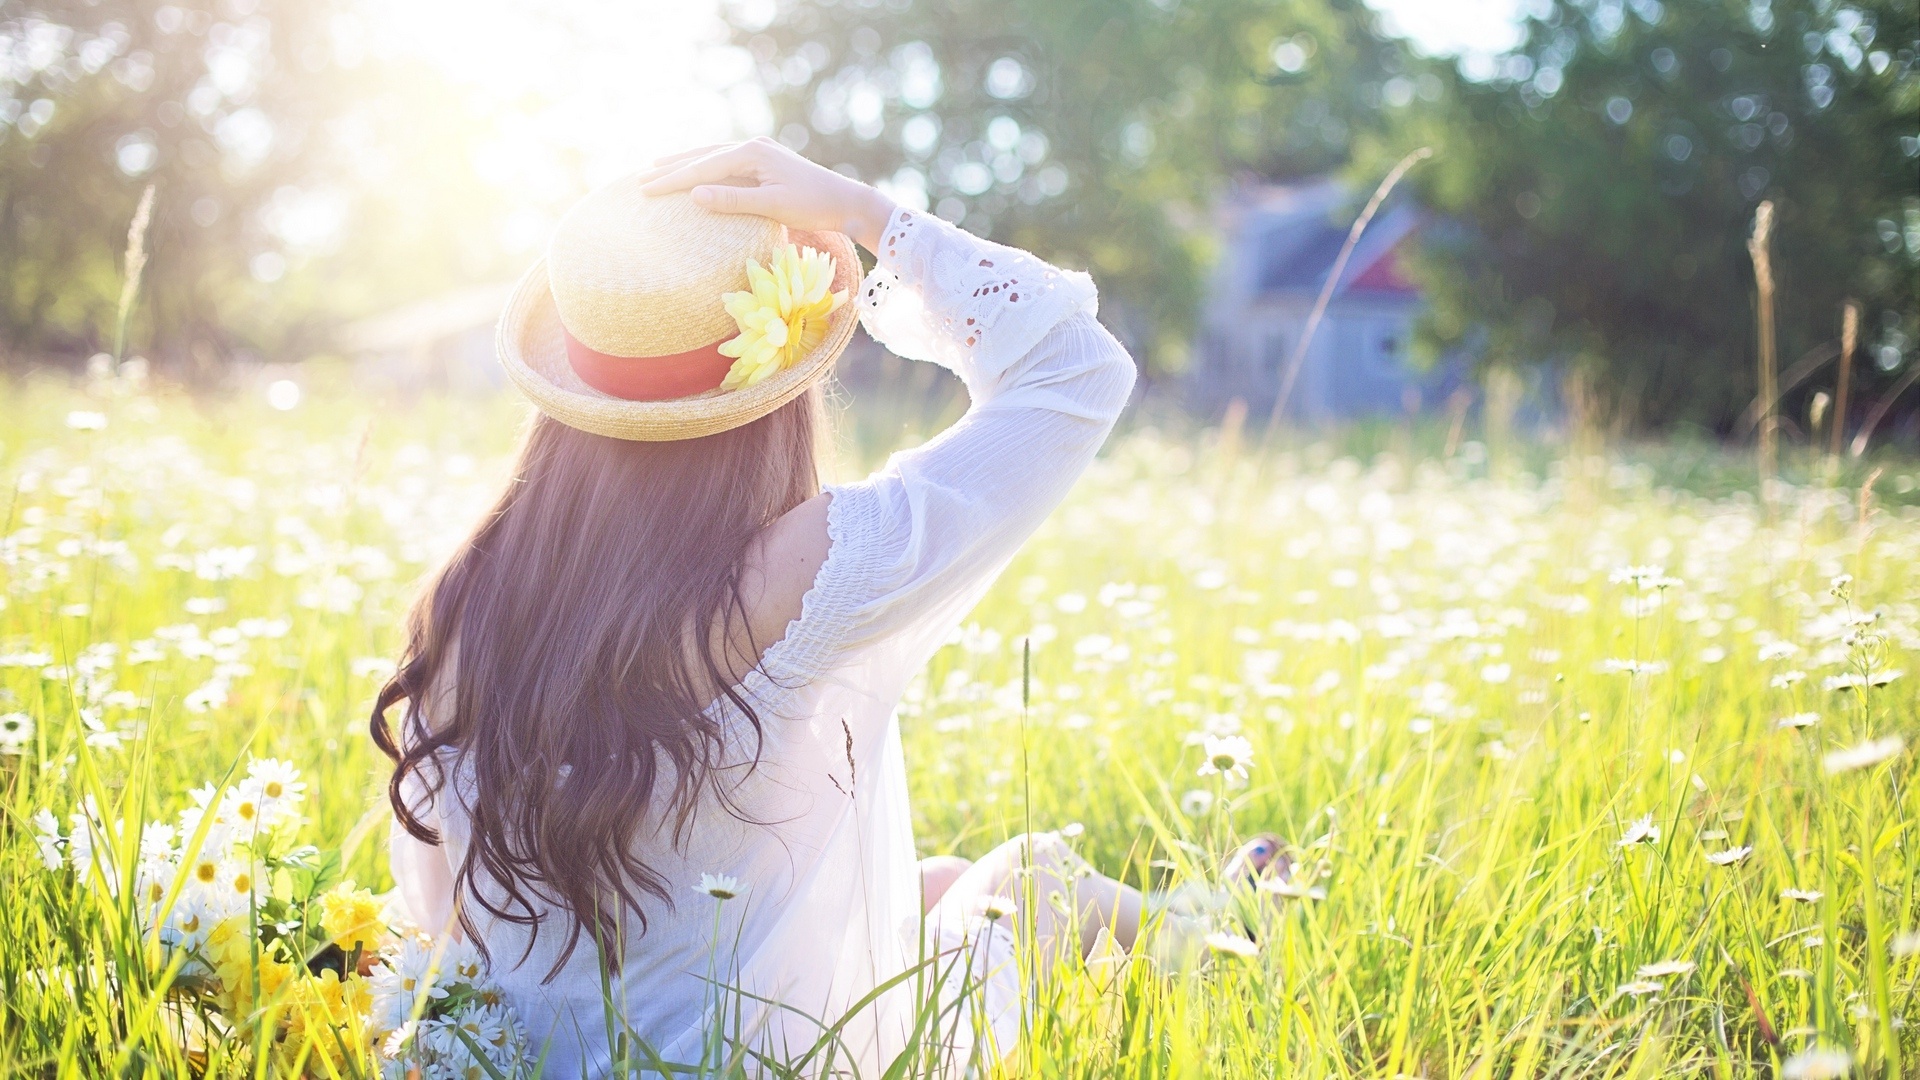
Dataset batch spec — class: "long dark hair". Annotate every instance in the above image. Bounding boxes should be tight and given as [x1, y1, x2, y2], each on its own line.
[371, 391, 821, 975]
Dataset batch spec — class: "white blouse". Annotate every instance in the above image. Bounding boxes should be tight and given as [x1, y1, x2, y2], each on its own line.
[390, 207, 1136, 1076]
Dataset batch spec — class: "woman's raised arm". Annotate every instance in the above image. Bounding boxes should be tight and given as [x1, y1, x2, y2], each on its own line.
[648, 140, 1136, 683]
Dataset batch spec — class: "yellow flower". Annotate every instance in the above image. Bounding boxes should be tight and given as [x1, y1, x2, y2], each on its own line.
[206, 915, 296, 1019]
[278, 969, 372, 1077]
[319, 882, 386, 954]
[717, 244, 846, 390]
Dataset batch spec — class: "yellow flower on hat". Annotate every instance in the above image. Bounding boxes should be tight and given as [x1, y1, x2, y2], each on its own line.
[718, 244, 846, 391]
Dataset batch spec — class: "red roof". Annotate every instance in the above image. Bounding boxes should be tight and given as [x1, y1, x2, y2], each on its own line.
[1345, 240, 1417, 294]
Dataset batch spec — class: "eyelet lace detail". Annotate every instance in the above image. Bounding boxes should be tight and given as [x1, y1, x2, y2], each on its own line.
[858, 207, 1097, 386]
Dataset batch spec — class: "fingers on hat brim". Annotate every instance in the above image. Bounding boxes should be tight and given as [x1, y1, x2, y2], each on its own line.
[693, 184, 779, 216]
[640, 143, 770, 195]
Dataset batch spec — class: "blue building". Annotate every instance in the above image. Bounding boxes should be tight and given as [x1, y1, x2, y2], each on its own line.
[1190, 177, 1462, 421]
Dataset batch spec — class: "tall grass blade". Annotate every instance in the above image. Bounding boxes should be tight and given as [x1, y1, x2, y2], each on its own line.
[113, 184, 157, 366]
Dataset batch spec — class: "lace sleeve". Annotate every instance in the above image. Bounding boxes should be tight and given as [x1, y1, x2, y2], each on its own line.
[857, 207, 1100, 398]
[760, 214, 1134, 688]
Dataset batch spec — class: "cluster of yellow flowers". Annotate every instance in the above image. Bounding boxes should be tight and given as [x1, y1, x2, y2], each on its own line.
[34, 760, 523, 1077]
[197, 887, 380, 1073]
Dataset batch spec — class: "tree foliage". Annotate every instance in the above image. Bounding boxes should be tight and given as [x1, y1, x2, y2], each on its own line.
[723, 0, 1413, 367]
[1390, 0, 1919, 430]
[0, 0, 524, 372]
[4, 0, 1913, 435]
[0, 0, 348, 366]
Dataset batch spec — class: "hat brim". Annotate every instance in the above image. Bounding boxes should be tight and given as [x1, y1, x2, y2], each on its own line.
[496, 228, 862, 441]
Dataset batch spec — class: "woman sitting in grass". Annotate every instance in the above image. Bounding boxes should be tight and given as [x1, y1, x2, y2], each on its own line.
[370, 138, 1284, 1076]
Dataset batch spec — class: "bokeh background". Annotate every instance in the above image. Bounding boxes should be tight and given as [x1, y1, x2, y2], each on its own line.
[1, 0, 1915, 438]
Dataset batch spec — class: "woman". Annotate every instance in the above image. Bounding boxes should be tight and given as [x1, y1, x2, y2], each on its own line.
[372, 139, 1277, 1075]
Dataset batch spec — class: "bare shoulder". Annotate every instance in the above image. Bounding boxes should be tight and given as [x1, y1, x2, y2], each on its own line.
[733, 491, 834, 663]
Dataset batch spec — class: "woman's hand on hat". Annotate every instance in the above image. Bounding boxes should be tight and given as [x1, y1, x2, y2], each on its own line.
[637, 138, 896, 253]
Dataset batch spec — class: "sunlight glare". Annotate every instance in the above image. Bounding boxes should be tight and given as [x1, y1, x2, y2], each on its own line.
[358, 0, 762, 255]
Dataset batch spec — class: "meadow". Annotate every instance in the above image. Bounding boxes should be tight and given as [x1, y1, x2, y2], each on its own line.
[0, 369, 1914, 1078]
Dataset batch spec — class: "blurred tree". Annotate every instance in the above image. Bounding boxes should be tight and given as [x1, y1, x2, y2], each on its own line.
[723, 0, 1415, 372]
[1392, 0, 1919, 431]
[0, 0, 524, 374]
[0, 0, 352, 370]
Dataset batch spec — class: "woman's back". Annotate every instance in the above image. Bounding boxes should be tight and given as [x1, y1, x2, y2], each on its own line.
[407, 650, 925, 1071]
[383, 142, 1134, 1076]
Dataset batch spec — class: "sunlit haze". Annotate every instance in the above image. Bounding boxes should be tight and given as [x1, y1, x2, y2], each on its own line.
[372, 0, 750, 182]
[1364, 0, 1531, 60]
[321, 0, 1526, 278]
[332, 0, 753, 269]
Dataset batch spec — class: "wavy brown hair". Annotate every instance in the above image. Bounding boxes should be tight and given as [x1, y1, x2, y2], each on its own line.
[371, 392, 821, 976]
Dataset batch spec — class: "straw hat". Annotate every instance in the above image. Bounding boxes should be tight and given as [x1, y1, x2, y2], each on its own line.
[496, 176, 861, 441]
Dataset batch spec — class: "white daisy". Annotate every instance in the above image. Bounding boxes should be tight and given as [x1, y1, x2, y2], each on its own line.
[1776, 712, 1819, 729]
[975, 895, 1018, 921]
[65, 798, 108, 879]
[1781, 888, 1824, 903]
[1823, 735, 1905, 774]
[1258, 878, 1327, 900]
[181, 677, 229, 713]
[31, 808, 64, 870]
[176, 784, 235, 854]
[0, 712, 32, 754]
[138, 821, 178, 864]
[1196, 734, 1254, 780]
[1781, 1045, 1852, 1079]
[1635, 959, 1695, 979]
[159, 888, 223, 957]
[1204, 931, 1259, 959]
[215, 858, 263, 904]
[439, 936, 487, 987]
[1823, 670, 1905, 691]
[693, 872, 742, 901]
[243, 757, 307, 820]
[379, 1021, 422, 1068]
[132, 858, 177, 931]
[1617, 814, 1661, 847]
[218, 783, 274, 839]
[1608, 565, 1674, 588]
[1705, 846, 1753, 866]
[370, 934, 453, 1037]
[426, 1009, 502, 1057]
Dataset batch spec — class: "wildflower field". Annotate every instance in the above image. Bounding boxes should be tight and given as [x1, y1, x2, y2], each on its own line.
[1, 372, 1915, 1078]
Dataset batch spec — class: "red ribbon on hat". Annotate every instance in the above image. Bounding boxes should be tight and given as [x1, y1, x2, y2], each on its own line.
[563, 330, 735, 401]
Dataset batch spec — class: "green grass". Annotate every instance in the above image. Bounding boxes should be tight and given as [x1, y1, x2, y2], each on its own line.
[1, 370, 1915, 1077]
